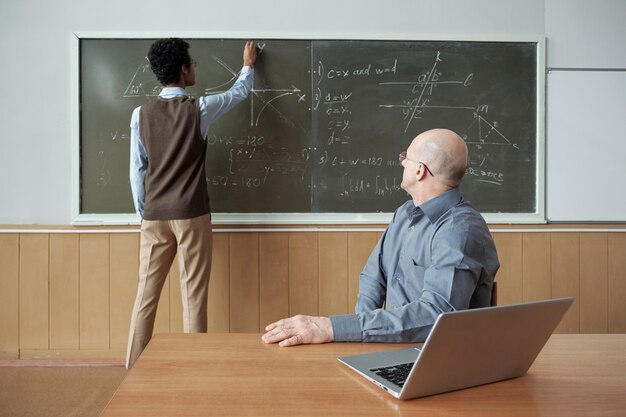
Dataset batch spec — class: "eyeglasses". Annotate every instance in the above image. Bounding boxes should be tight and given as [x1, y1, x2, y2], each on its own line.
[189, 59, 197, 68]
[399, 151, 434, 177]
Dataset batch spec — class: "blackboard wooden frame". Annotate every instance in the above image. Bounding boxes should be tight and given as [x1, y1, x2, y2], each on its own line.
[71, 32, 545, 225]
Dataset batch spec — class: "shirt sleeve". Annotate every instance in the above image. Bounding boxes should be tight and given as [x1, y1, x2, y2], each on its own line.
[129, 106, 147, 221]
[330, 224, 481, 343]
[353, 207, 407, 314]
[198, 66, 254, 137]
[354, 229, 389, 314]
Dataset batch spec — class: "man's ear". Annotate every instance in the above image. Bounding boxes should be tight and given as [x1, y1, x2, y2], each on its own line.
[178, 64, 190, 85]
[415, 163, 426, 181]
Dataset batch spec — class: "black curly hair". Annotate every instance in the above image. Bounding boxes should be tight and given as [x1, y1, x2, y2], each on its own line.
[147, 38, 192, 86]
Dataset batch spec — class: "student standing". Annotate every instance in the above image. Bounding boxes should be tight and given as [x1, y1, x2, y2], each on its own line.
[126, 38, 257, 368]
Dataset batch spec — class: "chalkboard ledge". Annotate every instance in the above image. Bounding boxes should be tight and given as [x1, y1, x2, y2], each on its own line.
[71, 212, 545, 226]
[71, 213, 395, 226]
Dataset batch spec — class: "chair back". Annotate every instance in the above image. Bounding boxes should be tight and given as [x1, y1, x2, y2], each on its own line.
[490, 281, 498, 306]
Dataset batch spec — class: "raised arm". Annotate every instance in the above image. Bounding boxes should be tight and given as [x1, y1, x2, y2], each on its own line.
[243, 40, 257, 67]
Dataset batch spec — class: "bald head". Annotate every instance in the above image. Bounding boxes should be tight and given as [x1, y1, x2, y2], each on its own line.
[409, 128, 468, 187]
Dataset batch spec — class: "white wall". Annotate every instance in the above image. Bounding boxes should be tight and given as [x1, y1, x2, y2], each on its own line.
[1, 1, 623, 224]
[0, 0, 545, 224]
[545, 0, 626, 68]
[545, 0, 626, 222]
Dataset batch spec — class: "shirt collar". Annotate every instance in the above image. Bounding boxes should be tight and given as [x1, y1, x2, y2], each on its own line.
[406, 188, 463, 225]
[158, 87, 189, 98]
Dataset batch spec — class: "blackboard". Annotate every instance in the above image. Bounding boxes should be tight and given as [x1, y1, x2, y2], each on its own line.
[77, 36, 543, 223]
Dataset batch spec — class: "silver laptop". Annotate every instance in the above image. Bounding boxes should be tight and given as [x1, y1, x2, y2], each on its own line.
[338, 297, 574, 400]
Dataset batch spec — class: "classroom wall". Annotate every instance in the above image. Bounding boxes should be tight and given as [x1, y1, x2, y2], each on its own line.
[545, 0, 626, 221]
[2, 0, 626, 360]
[2, 1, 626, 224]
[2, 227, 626, 360]
[0, 0, 545, 225]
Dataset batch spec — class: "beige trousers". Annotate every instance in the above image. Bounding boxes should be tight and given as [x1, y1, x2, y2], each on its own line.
[125, 214, 212, 369]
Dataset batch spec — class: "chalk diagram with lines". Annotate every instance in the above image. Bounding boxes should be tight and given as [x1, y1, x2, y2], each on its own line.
[122, 46, 311, 202]
[123, 47, 306, 130]
[379, 51, 519, 186]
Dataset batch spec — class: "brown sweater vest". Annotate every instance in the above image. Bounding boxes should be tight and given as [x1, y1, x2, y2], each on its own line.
[139, 96, 210, 220]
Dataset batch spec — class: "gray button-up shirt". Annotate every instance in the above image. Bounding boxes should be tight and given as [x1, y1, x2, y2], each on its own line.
[330, 188, 499, 342]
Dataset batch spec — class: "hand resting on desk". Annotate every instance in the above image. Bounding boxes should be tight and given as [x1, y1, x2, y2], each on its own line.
[262, 315, 334, 347]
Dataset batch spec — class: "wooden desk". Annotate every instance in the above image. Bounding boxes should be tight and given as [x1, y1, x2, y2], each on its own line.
[101, 333, 626, 417]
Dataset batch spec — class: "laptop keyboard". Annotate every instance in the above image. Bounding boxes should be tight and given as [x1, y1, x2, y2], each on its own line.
[370, 362, 414, 387]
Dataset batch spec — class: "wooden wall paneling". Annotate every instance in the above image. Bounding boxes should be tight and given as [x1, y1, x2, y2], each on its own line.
[550, 233, 580, 333]
[208, 233, 230, 333]
[318, 232, 349, 316]
[49, 234, 79, 349]
[109, 233, 139, 349]
[259, 233, 289, 329]
[347, 232, 380, 312]
[608, 234, 626, 333]
[0, 234, 19, 358]
[79, 234, 110, 349]
[522, 233, 552, 301]
[492, 233, 523, 305]
[230, 233, 260, 332]
[579, 233, 608, 333]
[4, 226, 626, 361]
[19, 233, 49, 351]
[288, 232, 319, 317]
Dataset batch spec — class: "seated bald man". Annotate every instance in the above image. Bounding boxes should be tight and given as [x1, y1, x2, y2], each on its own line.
[262, 128, 500, 347]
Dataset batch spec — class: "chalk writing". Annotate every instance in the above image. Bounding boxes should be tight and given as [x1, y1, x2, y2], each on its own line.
[80, 39, 537, 215]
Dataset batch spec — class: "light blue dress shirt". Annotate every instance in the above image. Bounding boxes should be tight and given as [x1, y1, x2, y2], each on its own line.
[129, 66, 254, 220]
[330, 188, 500, 342]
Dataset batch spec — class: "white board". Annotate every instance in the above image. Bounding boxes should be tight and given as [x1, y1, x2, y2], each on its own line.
[546, 70, 626, 221]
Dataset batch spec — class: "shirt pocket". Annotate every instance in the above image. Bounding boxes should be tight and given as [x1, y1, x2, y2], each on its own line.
[407, 257, 427, 292]
[411, 257, 428, 268]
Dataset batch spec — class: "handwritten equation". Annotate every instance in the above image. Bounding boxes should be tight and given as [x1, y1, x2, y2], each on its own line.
[310, 42, 532, 209]
[81, 39, 537, 214]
